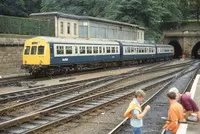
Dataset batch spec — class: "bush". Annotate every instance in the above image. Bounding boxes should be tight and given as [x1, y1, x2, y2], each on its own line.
[0, 15, 55, 36]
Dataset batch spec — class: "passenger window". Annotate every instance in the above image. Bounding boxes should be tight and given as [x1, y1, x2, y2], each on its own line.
[111, 47, 115, 53]
[99, 47, 102, 53]
[93, 47, 98, 54]
[125, 47, 128, 53]
[128, 47, 131, 53]
[103, 47, 105, 53]
[38, 46, 45, 55]
[116, 47, 118, 53]
[57, 46, 64, 55]
[24, 46, 30, 55]
[75, 46, 78, 54]
[66, 46, 72, 54]
[80, 46, 85, 54]
[131, 47, 134, 53]
[87, 46, 92, 54]
[106, 47, 111, 53]
[31, 46, 37, 55]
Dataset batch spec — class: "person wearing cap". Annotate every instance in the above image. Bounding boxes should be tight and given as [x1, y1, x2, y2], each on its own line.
[169, 87, 200, 121]
[124, 89, 151, 134]
[163, 92, 185, 134]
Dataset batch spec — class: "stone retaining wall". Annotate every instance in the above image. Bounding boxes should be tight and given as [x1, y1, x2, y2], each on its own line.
[0, 38, 27, 76]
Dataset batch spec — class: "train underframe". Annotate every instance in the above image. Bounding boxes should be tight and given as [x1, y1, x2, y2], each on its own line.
[21, 56, 173, 77]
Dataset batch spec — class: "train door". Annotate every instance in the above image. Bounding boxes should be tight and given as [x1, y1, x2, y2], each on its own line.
[119, 42, 123, 59]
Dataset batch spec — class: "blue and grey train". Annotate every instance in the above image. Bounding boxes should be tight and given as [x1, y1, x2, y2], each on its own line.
[22, 37, 174, 75]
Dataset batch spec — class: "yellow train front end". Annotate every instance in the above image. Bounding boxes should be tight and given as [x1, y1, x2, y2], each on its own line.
[22, 37, 50, 75]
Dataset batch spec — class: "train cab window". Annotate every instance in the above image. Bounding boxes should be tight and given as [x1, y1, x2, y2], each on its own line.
[56, 46, 64, 55]
[80, 46, 85, 54]
[24, 46, 30, 55]
[38, 46, 44, 55]
[87, 46, 92, 54]
[93, 47, 98, 54]
[111, 47, 115, 53]
[66, 46, 72, 54]
[99, 47, 102, 54]
[31, 46, 37, 55]
[106, 47, 110, 53]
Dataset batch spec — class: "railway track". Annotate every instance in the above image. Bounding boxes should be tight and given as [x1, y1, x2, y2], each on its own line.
[108, 61, 199, 134]
[0, 76, 30, 87]
[0, 60, 191, 88]
[0, 61, 191, 104]
[0, 67, 183, 119]
[0, 62, 196, 133]
[0, 71, 178, 133]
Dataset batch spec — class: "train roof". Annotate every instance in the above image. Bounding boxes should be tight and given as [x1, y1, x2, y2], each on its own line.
[120, 42, 155, 47]
[156, 44, 174, 47]
[31, 37, 119, 45]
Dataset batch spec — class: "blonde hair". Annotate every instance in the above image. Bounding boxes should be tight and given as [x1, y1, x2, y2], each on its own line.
[135, 89, 146, 97]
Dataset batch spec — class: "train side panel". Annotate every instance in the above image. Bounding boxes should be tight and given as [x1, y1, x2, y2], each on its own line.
[120, 42, 156, 61]
[49, 43, 120, 65]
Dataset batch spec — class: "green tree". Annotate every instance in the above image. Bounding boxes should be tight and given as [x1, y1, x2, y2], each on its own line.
[189, 0, 200, 21]
[24, 0, 42, 15]
[0, 0, 27, 16]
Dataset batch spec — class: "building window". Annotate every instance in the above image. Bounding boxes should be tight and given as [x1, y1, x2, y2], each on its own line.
[31, 46, 37, 55]
[66, 46, 72, 54]
[57, 46, 64, 55]
[74, 23, 77, 35]
[60, 22, 64, 34]
[67, 22, 70, 34]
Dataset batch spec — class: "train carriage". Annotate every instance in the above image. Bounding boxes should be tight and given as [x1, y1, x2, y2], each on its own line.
[22, 37, 174, 76]
[155, 44, 174, 60]
[120, 42, 156, 62]
[22, 37, 120, 75]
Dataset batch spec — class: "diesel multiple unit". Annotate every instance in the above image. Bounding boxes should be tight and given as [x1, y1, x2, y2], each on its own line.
[22, 37, 174, 75]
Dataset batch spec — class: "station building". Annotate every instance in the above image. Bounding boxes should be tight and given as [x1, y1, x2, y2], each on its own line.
[30, 12, 144, 43]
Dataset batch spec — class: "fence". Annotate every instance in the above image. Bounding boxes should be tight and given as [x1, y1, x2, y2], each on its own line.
[0, 15, 55, 36]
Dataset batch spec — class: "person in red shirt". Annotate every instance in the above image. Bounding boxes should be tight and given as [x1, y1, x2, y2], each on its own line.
[163, 92, 185, 134]
[169, 87, 200, 121]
